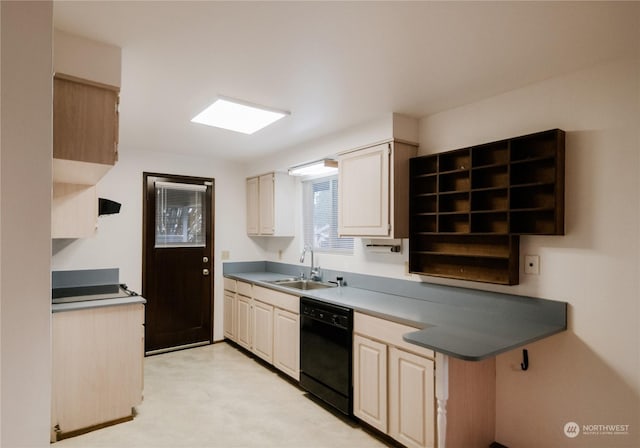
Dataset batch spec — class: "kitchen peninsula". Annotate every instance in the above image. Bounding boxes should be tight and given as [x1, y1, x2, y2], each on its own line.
[223, 261, 567, 448]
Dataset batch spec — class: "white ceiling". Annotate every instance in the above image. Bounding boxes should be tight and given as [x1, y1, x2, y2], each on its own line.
[53, 1, 639, 162]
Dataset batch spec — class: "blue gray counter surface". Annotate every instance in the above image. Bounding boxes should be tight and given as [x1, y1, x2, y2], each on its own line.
[224, 261, 567, 361]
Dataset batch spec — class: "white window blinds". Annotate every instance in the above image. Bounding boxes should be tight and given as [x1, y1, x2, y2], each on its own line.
[302, 175, 354, 254]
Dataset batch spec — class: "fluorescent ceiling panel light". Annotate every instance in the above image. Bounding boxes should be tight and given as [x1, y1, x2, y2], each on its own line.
[288, 159, 338, 177]
[191, 97, 289, 134]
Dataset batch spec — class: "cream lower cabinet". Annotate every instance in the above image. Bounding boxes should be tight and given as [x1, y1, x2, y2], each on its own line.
[223, 290, 236, 341]
[223, 279, 300, 380]
[223, 278, 237, 341]
[236, 293, 252, 350]
[273, 308, 300, 380]
[354, 313, 434, 448]
[354, 312, 496, 448]
[51, 303, 144, 441]
[389, 347, 435, 448]
[353, 334, 388, 433]
[251, 285, 300, 380]
[252, 299, 274, 363]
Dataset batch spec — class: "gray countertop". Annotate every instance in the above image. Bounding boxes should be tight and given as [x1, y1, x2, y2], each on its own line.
[52, 296, 146, 313]
[225, 268, 567, 361]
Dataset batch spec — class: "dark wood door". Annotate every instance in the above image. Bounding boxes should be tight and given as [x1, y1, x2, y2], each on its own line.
[143, 173, 214, 354]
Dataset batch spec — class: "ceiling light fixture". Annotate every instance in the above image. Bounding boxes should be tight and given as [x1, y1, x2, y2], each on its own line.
[191, 96, 289, 135]
[288, 159, 338, 177]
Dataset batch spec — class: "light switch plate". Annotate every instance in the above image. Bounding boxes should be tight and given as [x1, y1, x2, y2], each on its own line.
[524, 255, 540, 275]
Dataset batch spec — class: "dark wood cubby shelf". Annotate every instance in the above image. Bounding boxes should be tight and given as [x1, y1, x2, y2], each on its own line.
[409, 129, 565, 285]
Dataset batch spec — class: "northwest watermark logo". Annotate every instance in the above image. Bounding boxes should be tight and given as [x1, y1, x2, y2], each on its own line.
[564, 421, 630, 438]
[564, 422, 580, 438]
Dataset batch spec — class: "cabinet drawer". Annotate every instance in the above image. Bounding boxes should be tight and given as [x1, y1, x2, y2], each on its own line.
[237, 281, 252, 297]
[223, 277, 236, 292]
[354, 312, 434, 359]
[253, 285, 299, 313]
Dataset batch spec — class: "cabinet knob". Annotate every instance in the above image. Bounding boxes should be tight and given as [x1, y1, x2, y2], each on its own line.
[203, 269, 210, 276]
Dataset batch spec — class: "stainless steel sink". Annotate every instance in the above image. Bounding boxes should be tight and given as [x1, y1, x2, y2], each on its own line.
[269, 279, 337, 291]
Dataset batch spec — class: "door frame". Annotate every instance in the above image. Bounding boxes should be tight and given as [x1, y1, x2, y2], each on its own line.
[142, 172, 215, 353]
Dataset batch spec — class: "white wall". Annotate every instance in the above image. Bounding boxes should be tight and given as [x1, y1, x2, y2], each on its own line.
[419, 57, 640, 447]
[47, 32, 639, 448]
[0, 2, 53, 446]
[51, 147, 260, 341]
[249, 57, 640, 447]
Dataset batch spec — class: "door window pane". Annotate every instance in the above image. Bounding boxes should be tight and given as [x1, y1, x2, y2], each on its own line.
[155, 182, 206, 247]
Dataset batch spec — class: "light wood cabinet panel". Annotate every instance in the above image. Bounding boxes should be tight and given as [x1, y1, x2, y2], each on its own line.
[338, 141, 417, 238]
[246, 177, 259, 235]
[353, 334, 388, 433]
[51, 183, 97, 238]
[51, 303, 144, 440]
[246, 172, 294, 236]
[339, 143, 390, 236]
[273, 308, 299, 380]
[236, 294, 252, 350]
[252, 299, 274, 363]
[258, 173, 275, 234]
[53, 74, 119, 166]
[253, 285, 298, 313]
[223, 290, 236, 341]
[389, 347, 435, 448]
[223, 277, 237, 293]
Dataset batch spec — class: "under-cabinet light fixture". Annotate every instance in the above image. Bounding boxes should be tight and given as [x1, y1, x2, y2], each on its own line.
[288, 159, 338, 177]
[191, 96, 289, 135]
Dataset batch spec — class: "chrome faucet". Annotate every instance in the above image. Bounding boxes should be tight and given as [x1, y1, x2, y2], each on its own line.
[300, 244, 321, 281]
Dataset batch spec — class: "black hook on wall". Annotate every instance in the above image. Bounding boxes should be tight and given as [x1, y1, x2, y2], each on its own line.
[521, 349, 529, 371]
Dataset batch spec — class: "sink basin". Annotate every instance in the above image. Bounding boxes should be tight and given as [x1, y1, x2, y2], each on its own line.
[269, 279, 337, 291]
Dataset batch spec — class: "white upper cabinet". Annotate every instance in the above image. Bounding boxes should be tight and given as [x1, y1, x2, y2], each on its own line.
[246, 176, 260, 235]
[246, 172, 294, 237]
[338, 141, 417, 238]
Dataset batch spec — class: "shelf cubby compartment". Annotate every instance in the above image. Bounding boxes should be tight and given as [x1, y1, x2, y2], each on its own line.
[438, 191, 469, 213]
[471, 188, 508, 211]
[471, 211, 508, 234]
[438, 213, 470, 233]
[411, 234, 512, 258]
[411, 194, 437, 214]
[510, 210, 560, 235]
[439, 171, 470, 192]
[511, 129, 561, 162]
[472, 165, 509, 189]
[439, 148, 470, 172]
[409, 254, 516, 285]
[410, 215, 437, 233]
[411, 155, 438, 175]
[411, 174, 437, 196]
[472, 141, 509, 167]
[510, 183, 555, 209]
[510, 158, 556, 185]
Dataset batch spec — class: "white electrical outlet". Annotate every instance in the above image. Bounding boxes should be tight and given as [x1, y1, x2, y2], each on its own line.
[524, 255, 540, 275]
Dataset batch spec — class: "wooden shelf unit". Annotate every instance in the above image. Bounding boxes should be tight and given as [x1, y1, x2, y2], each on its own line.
[409, 129, 565, 285]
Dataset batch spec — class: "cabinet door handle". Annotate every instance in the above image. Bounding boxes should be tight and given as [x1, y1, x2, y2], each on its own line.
[203, 269, 210, 276]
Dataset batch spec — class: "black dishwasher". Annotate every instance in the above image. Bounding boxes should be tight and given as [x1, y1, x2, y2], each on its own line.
[299, 296, 353, 415]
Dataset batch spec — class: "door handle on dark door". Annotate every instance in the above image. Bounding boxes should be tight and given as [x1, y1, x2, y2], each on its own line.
[203, 269, 210, 276]
[203, 257, 209, 263]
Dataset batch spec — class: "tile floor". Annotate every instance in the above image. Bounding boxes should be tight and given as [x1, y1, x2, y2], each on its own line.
[56, 342, 389, 448]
